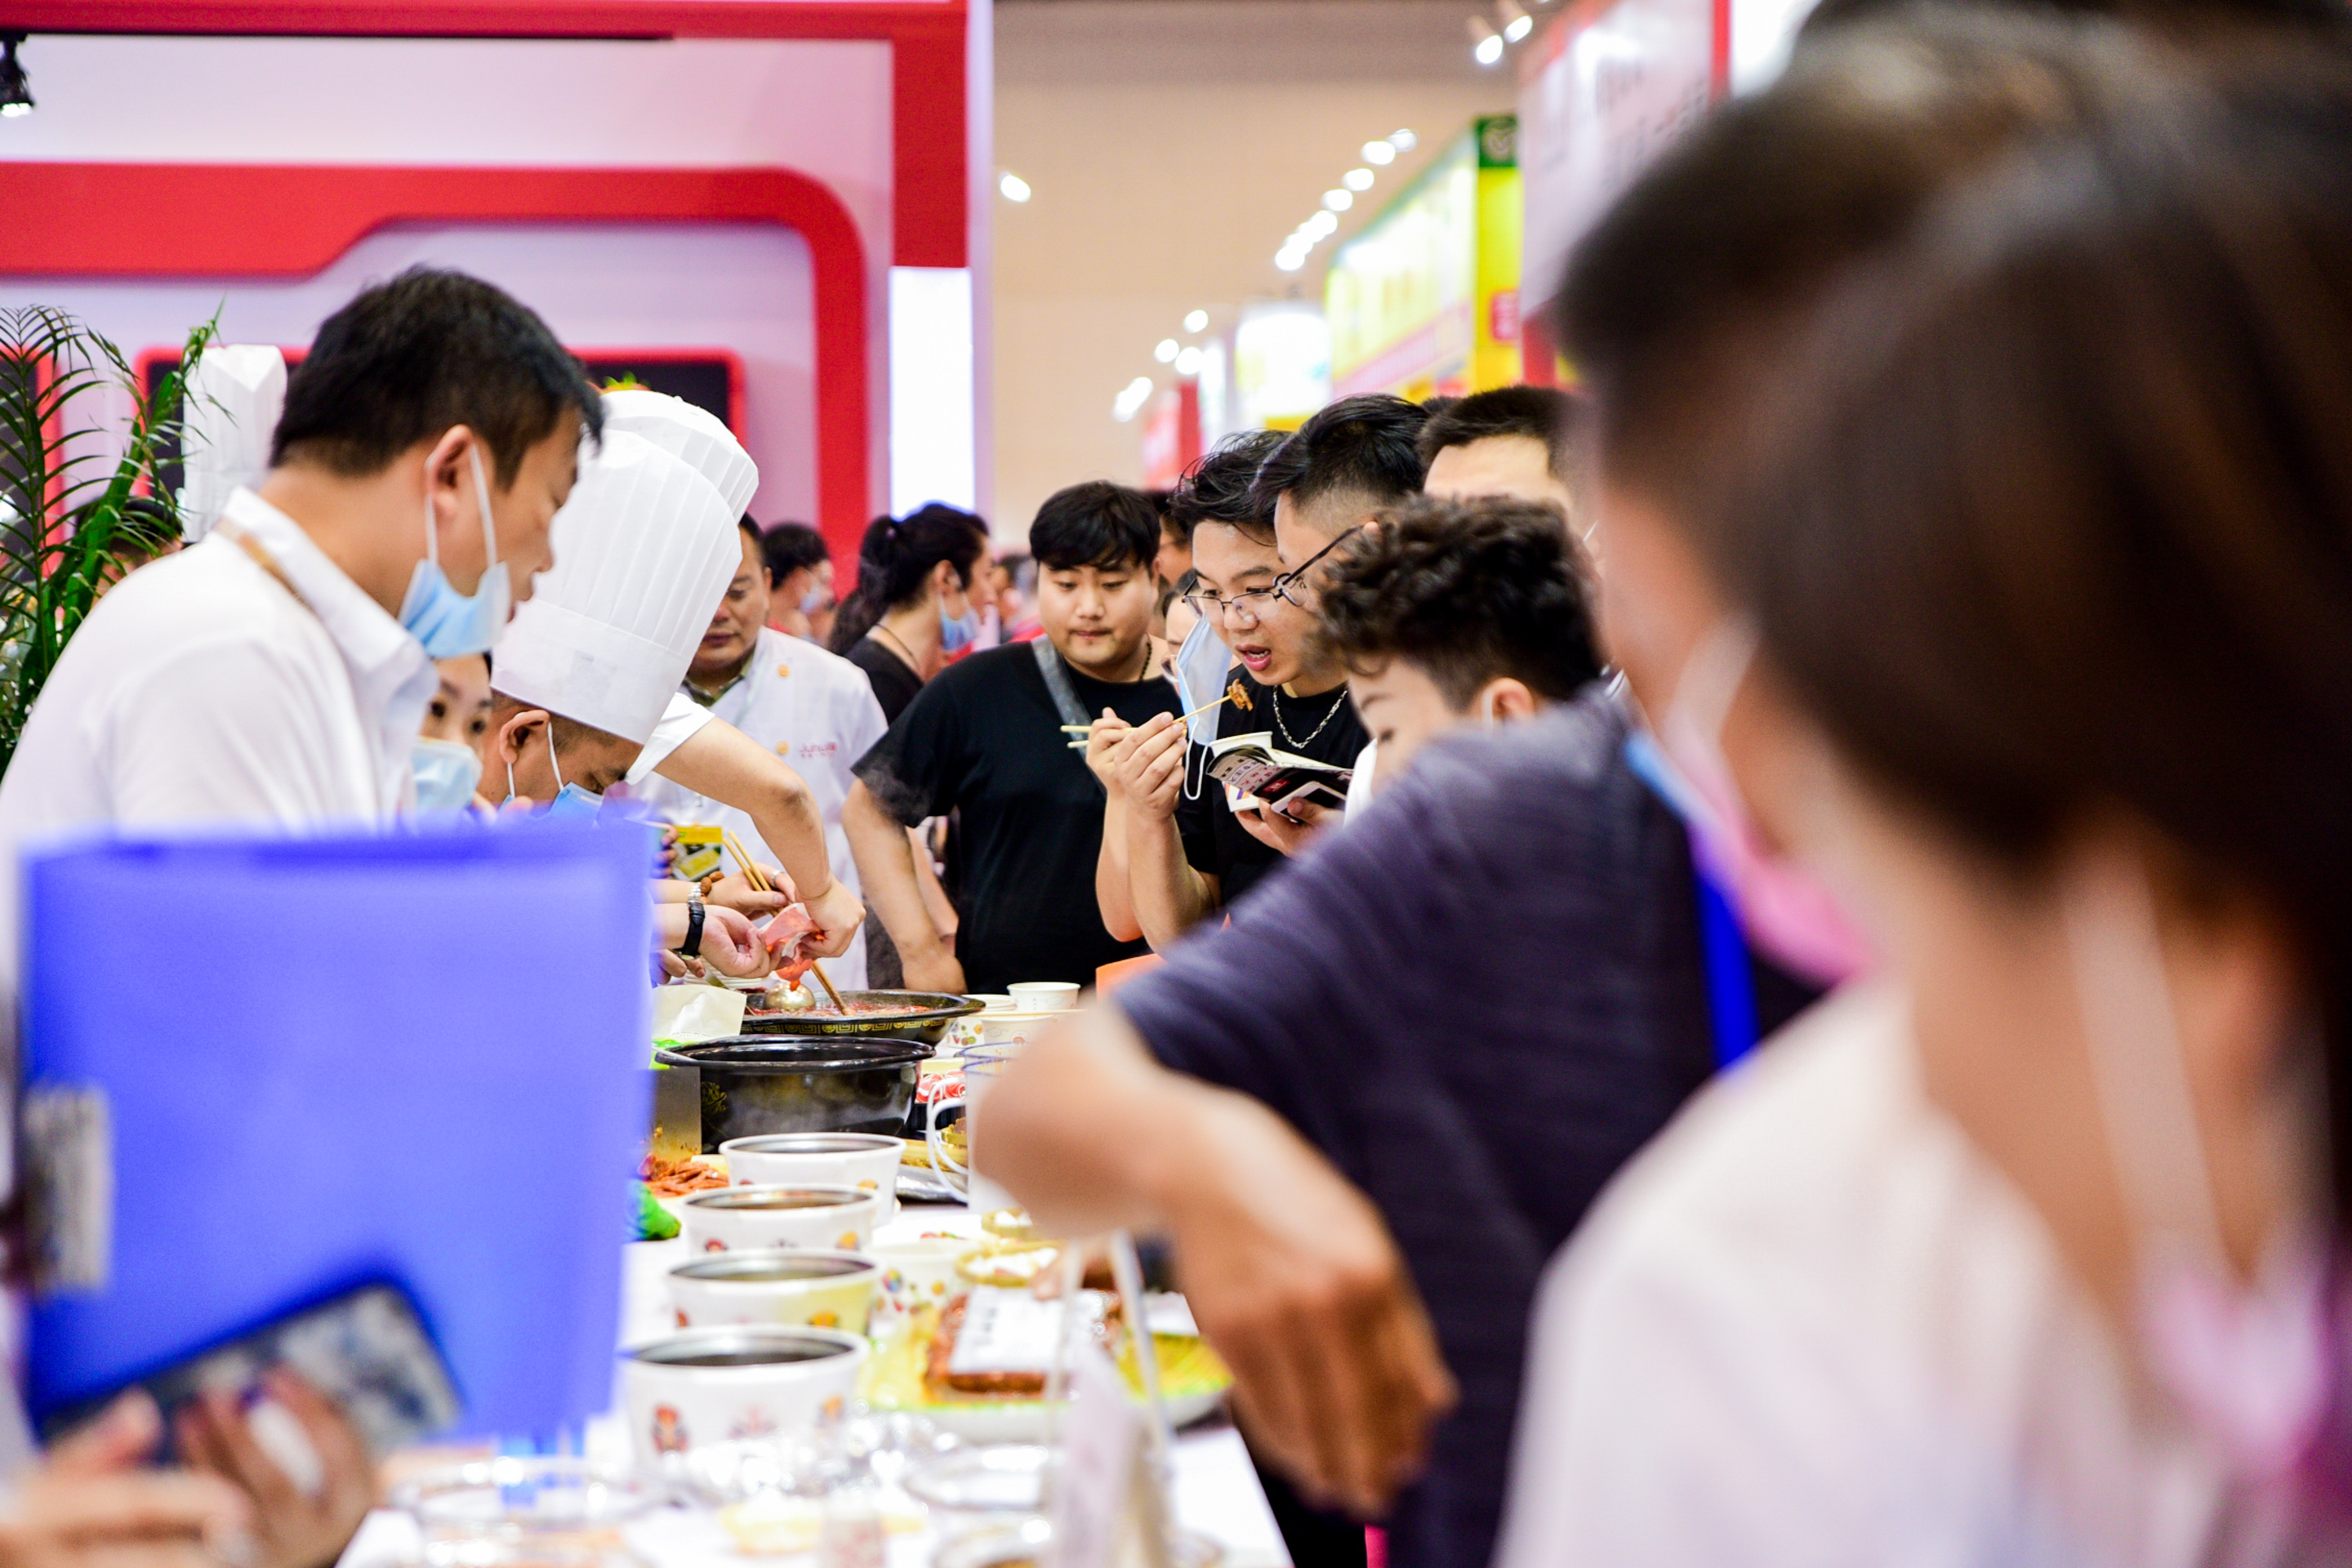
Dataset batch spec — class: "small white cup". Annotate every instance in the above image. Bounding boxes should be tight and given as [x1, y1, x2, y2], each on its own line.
[719, 1133, 904, 1222]
[666, 1250, 880, 1334]
[680, 1184, 883, 1256]
[966, 993, 1018, 1013]
[866, 1236, 978, 1325]
[1005, 982, 1080, 1012]
[621, 1327, 867, 1465]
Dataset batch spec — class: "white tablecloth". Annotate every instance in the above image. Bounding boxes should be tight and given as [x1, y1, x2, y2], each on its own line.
[339, 1205, 1290, 1568]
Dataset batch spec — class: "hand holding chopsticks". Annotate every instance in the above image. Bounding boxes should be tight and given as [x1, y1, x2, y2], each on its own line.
[1064, 690, 1231, 748]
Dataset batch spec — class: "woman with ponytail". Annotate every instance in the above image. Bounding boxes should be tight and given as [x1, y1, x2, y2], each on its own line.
[833, 503, 991, 724]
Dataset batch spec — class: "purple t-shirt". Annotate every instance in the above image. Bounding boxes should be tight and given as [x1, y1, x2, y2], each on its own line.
[1116, 688, 1732, 1568]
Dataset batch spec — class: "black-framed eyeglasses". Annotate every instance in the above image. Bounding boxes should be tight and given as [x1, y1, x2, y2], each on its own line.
[1181, 585, 1281, 623]
[1271, 530, 1354, 608]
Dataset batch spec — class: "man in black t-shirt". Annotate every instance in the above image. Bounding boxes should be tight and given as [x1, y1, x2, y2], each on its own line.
[844, 483, 1176, 996]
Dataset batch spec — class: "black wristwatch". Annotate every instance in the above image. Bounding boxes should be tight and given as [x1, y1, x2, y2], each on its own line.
[677, 897, 706, 958]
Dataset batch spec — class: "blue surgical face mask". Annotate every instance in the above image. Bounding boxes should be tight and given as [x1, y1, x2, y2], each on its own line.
[412, 737, 483, 816]
[504, 724, 604, 820]
[400, 443, 513, 657]
[939, 592, 981, 654]
[800, 581, 831, 616]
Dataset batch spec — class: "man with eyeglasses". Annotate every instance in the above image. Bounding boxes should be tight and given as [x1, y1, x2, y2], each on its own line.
[1111, 432, 1371, 950]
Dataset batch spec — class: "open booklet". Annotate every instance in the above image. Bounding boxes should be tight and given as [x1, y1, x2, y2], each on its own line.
[1205, 730, 1353, 817]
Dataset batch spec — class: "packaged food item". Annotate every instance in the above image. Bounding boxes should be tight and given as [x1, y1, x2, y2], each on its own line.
[671, 825, 725, 882]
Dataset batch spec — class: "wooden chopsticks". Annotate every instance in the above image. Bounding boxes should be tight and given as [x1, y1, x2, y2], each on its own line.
[1062, 691, 1232, 748]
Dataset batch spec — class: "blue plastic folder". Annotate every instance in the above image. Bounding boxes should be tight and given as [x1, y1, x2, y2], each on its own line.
[19, 819, 653, 1440]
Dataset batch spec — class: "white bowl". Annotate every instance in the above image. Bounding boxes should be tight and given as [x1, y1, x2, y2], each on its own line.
[680, 1184, 883, 1256]
[718, 1134, 903, 1222]
[621, 1326, 867, 1465]
[666, 1250, 880, 1334]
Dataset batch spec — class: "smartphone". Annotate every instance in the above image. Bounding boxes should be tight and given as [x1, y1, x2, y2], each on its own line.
[44, 1280, 461, 1459]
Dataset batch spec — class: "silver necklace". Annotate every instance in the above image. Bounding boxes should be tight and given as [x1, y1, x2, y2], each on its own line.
[1272, 684, 1345, 749]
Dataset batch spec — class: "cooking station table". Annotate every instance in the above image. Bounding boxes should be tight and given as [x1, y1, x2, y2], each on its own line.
[336, 1204, 1291, 1568]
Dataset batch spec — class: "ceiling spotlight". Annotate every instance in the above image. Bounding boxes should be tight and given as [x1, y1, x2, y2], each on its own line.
[1472, 21, 1505, 65]
[1504, 11, 1533, 39]
[1343, 167, 1374, 193]
[998, 172, 1031, 203]
[1174, 346, 1205, 376]
[1113, 376, 1155, 423]
[1275, 251, 1307, 273]
[1362, 140, 1396, 167]
[1183, 309, 1209, 333]
[0, 33, 33, 118]
[1153, 338, 1179, 364]
[1323, 189, 1354, 212]
[1389, 128, 1418, 151]
[1307, 211, 1340, 238]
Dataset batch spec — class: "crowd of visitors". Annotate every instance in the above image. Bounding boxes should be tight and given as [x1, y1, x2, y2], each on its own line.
[8, 0, 2352, 1565]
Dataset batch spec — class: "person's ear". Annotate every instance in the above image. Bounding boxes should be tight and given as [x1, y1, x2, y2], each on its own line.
[1481, 678, 1539, 723]
[494, 708, 546, 767]
[421, 426, 476, 525]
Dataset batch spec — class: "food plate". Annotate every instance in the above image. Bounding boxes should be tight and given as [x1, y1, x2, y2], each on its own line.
[858, 1308, 1232, 1444]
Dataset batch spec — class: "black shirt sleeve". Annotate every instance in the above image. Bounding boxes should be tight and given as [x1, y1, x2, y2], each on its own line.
[851, 670, 968, 828]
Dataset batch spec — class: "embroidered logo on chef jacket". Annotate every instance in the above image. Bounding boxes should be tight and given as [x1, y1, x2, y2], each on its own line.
[776, 662, 791, 678]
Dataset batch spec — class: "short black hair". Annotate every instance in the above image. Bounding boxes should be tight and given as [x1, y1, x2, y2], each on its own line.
[1030, 481, 1158, 572]
[737, 516, 762, 549]
[760, 522, 831, 586]
[1169, 430, 1285, 548]
[1320, 497, 1601, 708]
[1250, 394, 1429, 523]
[1416, 385, 1582, 482]
[272, 266, 603, 487]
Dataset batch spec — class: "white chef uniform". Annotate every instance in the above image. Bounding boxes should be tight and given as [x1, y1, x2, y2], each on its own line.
[630, 626, 887, 987]
[492, 430, 740, 751]
[179, 345, 287, 543]
[0, 486, 437, 994]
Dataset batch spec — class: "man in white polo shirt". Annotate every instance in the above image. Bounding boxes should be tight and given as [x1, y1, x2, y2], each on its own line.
[0, 270, 599, 1568]
[631, 518, 889, 987]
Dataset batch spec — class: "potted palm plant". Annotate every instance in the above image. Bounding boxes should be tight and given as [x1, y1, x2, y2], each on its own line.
[0, 306, 216, 777]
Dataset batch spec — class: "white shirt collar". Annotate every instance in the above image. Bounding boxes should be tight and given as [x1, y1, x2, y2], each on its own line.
[216, 486, 439, 808]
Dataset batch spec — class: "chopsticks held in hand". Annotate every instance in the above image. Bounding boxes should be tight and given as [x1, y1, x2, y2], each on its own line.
[1063, 691, 1233, 749]
[722, 828, 848, 1009]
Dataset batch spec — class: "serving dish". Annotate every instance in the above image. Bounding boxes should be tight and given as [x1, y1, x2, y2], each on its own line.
[737, 989, 982, 1045]
[858, 1306, 1232, 1444]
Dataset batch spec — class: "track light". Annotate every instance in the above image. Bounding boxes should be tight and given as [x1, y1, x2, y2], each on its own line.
[0, 34, 33, 119]
[1469, 18, 1503, 65]
[1500, 1, 1533, 41]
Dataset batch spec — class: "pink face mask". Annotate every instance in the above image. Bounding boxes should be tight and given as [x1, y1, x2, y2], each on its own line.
[2064, 858, 2336, 1494]
[1646, 620, 1875, 987]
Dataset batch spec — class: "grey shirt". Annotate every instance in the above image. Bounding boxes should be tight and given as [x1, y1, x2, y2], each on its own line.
[1117, 688, 1765, 1568]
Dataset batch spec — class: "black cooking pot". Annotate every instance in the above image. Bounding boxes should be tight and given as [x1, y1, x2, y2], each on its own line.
[654, 1036, 929, 1152]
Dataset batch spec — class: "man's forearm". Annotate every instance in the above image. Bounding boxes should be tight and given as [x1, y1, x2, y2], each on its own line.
[1126, 805, 1215, 951]
[655, 719, 835, 898]
[975, 1009, 1208, 1236]
[1097, 795, 1142, 943]
[844, 784, 948, 960]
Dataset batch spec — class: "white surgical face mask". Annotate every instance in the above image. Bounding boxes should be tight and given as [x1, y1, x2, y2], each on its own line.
[2063, 856, 2332, 1486]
